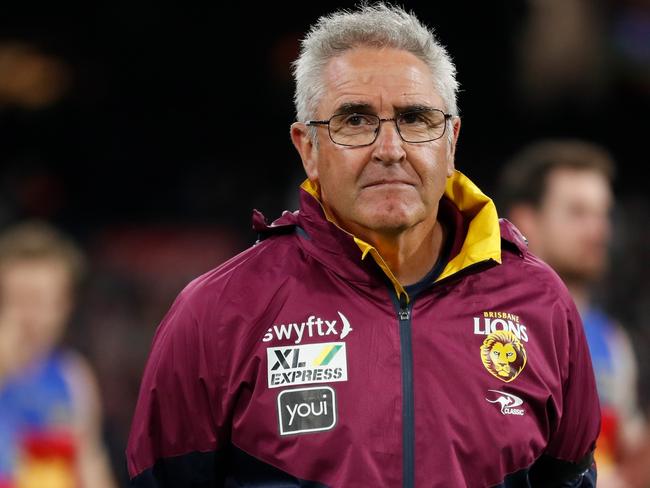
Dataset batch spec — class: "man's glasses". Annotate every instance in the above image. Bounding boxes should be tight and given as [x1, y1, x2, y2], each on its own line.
[306, 108, 452, 147]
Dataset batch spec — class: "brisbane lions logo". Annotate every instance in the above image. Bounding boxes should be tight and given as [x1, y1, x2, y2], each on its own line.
[480, 330, 527, 382]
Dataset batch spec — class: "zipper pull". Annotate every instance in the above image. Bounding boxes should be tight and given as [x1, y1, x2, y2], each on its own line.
[398, 293, 410, 320]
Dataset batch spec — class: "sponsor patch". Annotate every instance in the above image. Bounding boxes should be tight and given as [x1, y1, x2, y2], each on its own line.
[473, 311, 529, 342]
[278, 386, 337, 435]
[486, 389, 525, 416]
[480, 330, 527, 382]
[262, 311, 353, 344]
[267, 342, 347, 388]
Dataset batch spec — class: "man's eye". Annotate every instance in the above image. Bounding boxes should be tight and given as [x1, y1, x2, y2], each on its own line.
[400, 112, 423, 124]
[344, 114, 373, 126]
[399, 110, 441, 126]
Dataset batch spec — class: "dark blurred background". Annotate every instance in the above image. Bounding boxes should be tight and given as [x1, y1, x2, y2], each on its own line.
[1, 1, 648, 485]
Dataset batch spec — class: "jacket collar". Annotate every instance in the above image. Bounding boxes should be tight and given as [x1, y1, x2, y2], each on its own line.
[296, 170, 502, 301]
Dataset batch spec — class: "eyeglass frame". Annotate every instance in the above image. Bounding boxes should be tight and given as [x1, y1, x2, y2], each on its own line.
[305, 108, 453, 147]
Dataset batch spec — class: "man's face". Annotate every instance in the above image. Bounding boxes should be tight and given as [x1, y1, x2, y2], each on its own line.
[0, 258, 73, 365]
[293, 47, 458, 238]
[531, 167, 613, 282]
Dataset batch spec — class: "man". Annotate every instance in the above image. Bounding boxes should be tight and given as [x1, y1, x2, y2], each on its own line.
[0, 221, 116, 488]
[127, 5, 600, 487]
[497, 140, 646, 487]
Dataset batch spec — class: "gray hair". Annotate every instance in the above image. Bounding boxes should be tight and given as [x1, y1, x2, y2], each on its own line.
[292, 2, 459, 127]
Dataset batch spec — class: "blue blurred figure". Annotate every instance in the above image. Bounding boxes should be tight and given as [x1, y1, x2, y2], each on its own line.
[0, 221, 115, 488]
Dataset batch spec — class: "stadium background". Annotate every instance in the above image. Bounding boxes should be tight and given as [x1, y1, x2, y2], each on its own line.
[1, 1, 648, 484]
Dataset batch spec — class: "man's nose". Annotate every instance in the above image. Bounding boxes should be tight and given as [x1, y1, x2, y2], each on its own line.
[371, 120, 406, 163]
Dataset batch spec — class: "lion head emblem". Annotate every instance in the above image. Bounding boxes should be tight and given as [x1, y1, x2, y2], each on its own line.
[480, 330, 527, 382]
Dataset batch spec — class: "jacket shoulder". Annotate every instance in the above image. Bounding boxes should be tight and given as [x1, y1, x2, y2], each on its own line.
[499, 218, 528, 256]
[177, 232, 303, 319]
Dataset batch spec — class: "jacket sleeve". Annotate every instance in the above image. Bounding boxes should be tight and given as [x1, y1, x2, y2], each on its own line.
[529, 301, 601, 487]
[126, 291, 226, 487]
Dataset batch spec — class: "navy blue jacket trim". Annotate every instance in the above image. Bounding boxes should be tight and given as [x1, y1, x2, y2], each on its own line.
[492, 450, 596, 488]
[130, 445, 329, 488]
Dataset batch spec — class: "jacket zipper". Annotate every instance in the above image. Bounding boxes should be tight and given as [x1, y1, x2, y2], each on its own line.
[396, 293, 414, 488]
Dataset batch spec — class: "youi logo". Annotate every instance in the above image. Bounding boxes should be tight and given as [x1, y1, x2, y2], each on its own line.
[277, 386, 337, 435]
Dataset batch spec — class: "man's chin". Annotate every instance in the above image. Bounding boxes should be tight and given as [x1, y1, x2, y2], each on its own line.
[362, 214, 415, 234]
[358, 203, 423, 231]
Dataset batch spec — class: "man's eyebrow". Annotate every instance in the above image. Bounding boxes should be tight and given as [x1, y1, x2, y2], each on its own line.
[394, 103, 436, 114]
[332, 102, 438, 116]
[332, 102, 375, 115]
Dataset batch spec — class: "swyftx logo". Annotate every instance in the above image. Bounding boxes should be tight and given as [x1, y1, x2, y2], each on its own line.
[278, 386, 337, 435]
[262, 312, 353, 344]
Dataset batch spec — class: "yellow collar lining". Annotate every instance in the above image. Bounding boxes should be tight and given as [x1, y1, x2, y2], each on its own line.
[300, 170, 501, 300]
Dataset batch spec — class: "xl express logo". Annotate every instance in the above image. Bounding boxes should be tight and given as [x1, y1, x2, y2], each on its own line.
[262, 312, 353, 344]
[267, 342, 347, 388]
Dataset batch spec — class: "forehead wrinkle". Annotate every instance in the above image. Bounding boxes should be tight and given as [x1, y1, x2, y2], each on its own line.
[319, 48, 443, 117]
[322, 67, 441, 116]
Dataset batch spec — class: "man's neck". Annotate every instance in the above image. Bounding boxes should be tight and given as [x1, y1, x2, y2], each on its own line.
[357, 217, 445, 286]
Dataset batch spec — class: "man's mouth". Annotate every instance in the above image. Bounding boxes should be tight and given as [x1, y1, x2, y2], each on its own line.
[363, 180, 413, 189]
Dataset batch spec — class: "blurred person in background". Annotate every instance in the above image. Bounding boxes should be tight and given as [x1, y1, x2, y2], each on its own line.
[497, 140, 648, 487]
[0, 221, 116, 488]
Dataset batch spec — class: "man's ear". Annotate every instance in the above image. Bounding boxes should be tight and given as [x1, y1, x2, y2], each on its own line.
[290, 122, 318, 181]
[447, 116, 461, 177]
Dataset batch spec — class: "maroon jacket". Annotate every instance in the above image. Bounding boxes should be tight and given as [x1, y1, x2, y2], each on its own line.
[127, 171, 600, 487]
